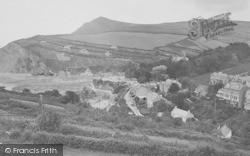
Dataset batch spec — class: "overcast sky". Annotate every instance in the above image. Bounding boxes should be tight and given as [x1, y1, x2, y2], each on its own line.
[0, 0, 249, 48]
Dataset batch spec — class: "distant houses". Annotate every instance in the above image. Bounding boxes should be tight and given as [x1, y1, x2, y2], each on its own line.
[171, 106, 194, 122]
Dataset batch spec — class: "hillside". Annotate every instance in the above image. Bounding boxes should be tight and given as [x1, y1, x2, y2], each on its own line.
[61, 32, 186, 50]
[73, 17, 189, 35]
[70, 17, 250, 56]
[1, 17, 250, 74]
[0, 35, 167, 74]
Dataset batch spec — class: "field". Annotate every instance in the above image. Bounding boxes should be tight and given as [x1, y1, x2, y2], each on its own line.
[0, 73, 93, 94]
[193, 61, 250, 85]
[60, 32, 187, 49]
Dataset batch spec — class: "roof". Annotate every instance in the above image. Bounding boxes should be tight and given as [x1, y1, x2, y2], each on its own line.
[245, 89, 250, 98]
[194, 84, 208, 93]
[218, 124, 232, 137]
[135, 87, 148, 98]
[171, 106, 194, 118]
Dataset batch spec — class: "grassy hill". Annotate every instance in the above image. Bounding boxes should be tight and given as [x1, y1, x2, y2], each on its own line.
[73, 17, 189, 35]
[70, 17, 250, 56]
[61, 32, 186, 50]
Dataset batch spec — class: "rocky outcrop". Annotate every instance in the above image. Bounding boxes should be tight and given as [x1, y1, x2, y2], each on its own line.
[0, 42, 50, 74]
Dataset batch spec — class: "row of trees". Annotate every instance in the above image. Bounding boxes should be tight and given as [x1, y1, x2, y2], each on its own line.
[124, 42, 250, 82]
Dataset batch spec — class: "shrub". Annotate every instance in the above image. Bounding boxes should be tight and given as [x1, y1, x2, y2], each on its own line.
[36, 110, 63, 132]
[116, 123, 134, 132]
[32, 131, 184, 156]
[9, 129, 22, 140]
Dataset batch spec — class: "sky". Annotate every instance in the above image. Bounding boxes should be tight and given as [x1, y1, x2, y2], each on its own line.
[0, 0, 249, 48]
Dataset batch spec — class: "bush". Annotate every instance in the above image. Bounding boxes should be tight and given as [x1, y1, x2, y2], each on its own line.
[32, 131, 184, 156]
[36, 110, 63, 132]
[9, 129, 22, 140]
[59, 91, 80, 104]
[116, 123, 134, 131]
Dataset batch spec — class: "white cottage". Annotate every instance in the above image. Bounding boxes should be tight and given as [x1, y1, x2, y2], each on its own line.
[216, 124, 232, 139]
[171, 106, 194, 122]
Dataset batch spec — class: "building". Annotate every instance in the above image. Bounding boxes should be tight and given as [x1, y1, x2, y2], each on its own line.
[216, 82, 248, 108]
[171, 106, 194, 122]
[210, 72, 228, 85]
[171, 56, 189, 62]
[130, 84, 165, 108]
[244, 89, 250, 110]
[111, 45, 118, 50]
[216, 124, 232, 139]
[171, 51, 189, 62]
[193, 84, 208, 99]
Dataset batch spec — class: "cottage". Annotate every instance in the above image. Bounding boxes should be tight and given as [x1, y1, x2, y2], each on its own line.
[216, 124, 232, 139]
[111, 45, 118, 50]
[193, 84, 208, 99]
[171, 106, 194, 122]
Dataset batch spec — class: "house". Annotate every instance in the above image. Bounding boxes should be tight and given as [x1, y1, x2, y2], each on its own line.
[171, 106, 194, 122]
[111, 45, 118, 50]
[171, 51, 189, 62]
[216, 82, 248, 108]
[244, 89, 250, 110]
[210, 72, 228, 85]
[193, 84, 208, 99]
[216, 124, 232, 139]
[171, 56, 189, 62]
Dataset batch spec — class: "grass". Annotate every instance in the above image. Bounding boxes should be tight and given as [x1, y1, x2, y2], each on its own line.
[193, 61, 250, 85]
[60, 32, 186, 50]
[64, 148, 128, 156]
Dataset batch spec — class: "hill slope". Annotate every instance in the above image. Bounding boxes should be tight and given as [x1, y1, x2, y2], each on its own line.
[73, 17, 189, 35]
[70, 17, 250, 56]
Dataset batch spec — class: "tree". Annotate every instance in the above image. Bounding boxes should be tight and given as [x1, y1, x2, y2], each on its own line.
[22, 88, 31, 94]
[43, 89, 61, 97]
[59, 91, 80, 104]
[168, 83, 180, 94]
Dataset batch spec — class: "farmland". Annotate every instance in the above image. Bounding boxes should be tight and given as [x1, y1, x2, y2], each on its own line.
[60, 32, 187, 50]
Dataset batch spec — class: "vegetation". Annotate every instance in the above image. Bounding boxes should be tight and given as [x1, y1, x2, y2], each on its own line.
[124, 42, 250, 82]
